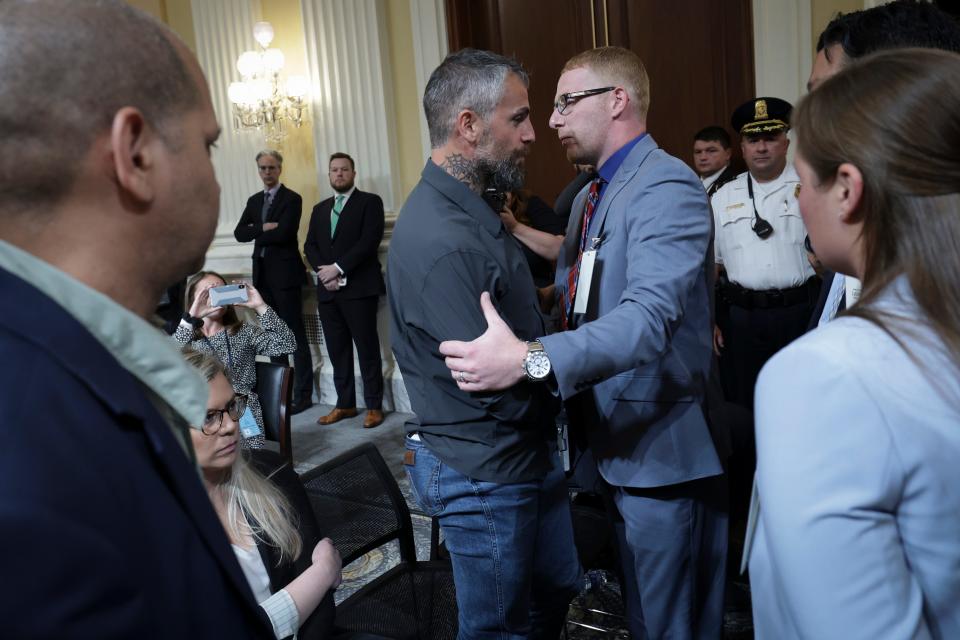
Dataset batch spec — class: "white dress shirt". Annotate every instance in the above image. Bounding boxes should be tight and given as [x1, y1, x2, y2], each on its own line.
[233, 544, 300, 639]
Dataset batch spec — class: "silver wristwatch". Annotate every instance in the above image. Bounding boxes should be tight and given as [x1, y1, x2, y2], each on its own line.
[523, 340, 551, 381]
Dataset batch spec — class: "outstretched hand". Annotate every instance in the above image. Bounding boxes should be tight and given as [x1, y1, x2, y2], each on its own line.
[439, 292, 527, 392]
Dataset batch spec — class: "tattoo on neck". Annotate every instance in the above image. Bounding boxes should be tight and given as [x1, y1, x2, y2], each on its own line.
[439, 154, 484, 193]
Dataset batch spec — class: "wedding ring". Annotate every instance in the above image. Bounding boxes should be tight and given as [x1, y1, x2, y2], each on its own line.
[458, 371, 466, 384]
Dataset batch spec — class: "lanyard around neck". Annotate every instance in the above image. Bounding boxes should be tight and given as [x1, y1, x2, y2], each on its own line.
[202, 332, 234, 372]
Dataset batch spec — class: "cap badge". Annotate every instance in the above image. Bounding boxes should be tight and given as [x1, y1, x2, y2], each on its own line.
[754, 99, 768, 120]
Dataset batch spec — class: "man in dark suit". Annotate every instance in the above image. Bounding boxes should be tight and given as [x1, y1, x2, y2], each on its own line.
[0, 1, 272, 636]
[440, 47, 726, 639]
[304, 153, 386, 429]
[234, 150, 314, 414]
[693, 125, 737, 198]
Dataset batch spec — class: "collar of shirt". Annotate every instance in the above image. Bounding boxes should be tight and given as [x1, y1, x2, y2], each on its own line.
[597, 133, 648, 200]
[264, 184, 281, 200]
[0, 240, 209, 429]
[422, 159, 502, 238]
[332, 186, 356, 208]
[750, 163, 799, 200]
[702, 165, 728, 191]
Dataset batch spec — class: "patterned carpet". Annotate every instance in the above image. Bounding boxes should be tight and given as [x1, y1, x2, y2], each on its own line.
[290, 406, 754, 637]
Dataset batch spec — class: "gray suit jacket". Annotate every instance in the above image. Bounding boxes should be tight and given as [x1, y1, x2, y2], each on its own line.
[540, 134, 723, 488]
[749, 277, 960, 639]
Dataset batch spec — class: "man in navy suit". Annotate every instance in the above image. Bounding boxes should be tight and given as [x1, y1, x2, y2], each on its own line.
[440, 46, 726, 639]
[304, 153, 386, 429]
[0, 1, 272, 637]
[235, 150, 314, 414]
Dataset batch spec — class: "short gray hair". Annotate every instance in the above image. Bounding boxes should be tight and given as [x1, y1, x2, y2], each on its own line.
[255, 150, 283, 165]
[423, 48, 529, 148]
[0, 0, 200, 217]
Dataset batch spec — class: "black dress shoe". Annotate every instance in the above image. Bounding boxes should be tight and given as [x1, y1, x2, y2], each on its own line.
[290, 399, 314, 415]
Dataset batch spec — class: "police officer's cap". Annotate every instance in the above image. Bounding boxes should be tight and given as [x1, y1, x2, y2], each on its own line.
[731, 97, 792, 137]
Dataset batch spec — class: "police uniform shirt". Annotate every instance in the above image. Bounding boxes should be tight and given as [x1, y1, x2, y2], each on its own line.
[711, 165, 814, 291]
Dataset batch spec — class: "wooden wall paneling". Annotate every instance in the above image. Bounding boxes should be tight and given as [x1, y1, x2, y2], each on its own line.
[714, 0, 755, 173]
[445, 0, 501, 53]
[442, 0, 753, 199]
[494, 0, 599, 203]
[605, 0, 753, 172]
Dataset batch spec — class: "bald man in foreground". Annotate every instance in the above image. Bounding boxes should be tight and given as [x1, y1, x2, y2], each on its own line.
[0, 1, 272, 636]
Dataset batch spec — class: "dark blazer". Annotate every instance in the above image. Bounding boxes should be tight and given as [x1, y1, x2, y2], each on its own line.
[249, 450, 336, 640]
[304, 189, 385, 302]
[806, 269, 836, 332]
[705, 164, 738, 199]
[0, 267, 272, 638]
[235, 184, 307, 288]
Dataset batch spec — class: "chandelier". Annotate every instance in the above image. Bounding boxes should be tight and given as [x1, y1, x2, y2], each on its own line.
[227, 22, 309, 144]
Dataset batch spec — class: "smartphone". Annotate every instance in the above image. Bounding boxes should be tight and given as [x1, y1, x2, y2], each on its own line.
[208, 283, 248, 307]
[482, 188, 506, 214]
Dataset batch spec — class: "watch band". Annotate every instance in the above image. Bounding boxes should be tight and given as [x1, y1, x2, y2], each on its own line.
[182, 312, 203, 329]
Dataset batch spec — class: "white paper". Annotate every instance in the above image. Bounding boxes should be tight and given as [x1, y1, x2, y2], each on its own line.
[574, 249, 597, 315]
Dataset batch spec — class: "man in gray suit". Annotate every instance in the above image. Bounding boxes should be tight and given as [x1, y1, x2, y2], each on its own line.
[440, 46, 726, 638]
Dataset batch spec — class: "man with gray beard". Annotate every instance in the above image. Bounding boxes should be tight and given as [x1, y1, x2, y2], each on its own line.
[387, 49, 581, 637]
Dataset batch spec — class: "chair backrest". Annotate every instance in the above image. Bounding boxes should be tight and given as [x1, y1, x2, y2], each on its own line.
[299, 442, 416, 566]
[255, 361, 293, 463]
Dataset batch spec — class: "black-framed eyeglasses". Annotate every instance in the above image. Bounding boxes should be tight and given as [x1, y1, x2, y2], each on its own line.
[554, 86, 616, 115]
[201, 395, 248, 435]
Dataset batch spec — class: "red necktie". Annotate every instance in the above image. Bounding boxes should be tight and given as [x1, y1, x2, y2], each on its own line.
[561, 178, 602, 330]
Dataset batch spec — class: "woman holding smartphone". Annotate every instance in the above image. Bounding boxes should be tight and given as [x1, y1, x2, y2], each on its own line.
[175, 270, 297, 448]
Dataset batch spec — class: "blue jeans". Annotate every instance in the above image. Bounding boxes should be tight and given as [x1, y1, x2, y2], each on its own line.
[405, 437, 581, 640]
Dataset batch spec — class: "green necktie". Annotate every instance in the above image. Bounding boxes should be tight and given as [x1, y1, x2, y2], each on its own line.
[331, 194, 345, 237]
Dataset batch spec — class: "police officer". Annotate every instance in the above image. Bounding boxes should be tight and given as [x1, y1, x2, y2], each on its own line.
[711, 97, 819, 409]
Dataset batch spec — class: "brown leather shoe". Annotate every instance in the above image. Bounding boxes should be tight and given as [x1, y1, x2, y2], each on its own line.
[363, 409, 385, 429]
[317, 407, 358, 425]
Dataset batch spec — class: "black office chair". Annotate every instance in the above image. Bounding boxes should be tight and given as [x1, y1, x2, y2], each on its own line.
[254, 361, 293, 464]
[300, 443, 457, 640]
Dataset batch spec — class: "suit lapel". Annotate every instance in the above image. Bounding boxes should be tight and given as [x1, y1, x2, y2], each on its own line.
[588, 135, 659, 240]
[140, 412, 267, 611]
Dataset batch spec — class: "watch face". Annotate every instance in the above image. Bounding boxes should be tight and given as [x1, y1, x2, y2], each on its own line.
[526, 351, 551, 379]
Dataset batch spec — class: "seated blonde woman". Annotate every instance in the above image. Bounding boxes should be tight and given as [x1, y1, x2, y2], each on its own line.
[184, 348, 340, 639]
[175, 270, 297, 448]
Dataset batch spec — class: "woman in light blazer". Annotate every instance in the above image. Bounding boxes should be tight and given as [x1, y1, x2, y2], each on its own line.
[749, 49, 960, 639]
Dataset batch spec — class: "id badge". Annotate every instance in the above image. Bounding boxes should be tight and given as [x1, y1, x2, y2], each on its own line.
[239, 409, 261, 439]
[573, 249, 597, 315]
[846, 276, 862, 307]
